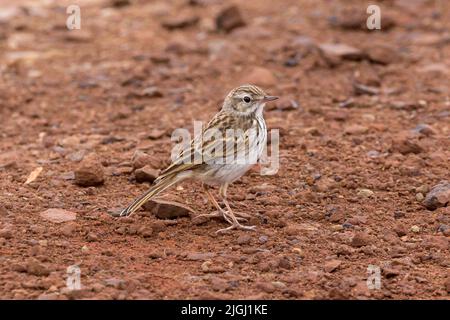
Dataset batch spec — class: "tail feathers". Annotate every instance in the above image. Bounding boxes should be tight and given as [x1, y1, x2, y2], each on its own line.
[119, 175, 180, 217]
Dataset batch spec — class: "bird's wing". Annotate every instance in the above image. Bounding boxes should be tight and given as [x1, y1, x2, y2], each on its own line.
[155, 112, 256, 182]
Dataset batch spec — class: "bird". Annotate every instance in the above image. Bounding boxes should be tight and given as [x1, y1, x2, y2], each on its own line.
[116, 84, 278, 233]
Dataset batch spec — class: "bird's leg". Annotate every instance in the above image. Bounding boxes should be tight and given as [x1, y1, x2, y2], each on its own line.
[194, 184, 232, 224]
[216, 183, 256, 233]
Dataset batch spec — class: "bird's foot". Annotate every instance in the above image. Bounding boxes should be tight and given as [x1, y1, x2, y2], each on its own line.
[216, 222, 256, 234]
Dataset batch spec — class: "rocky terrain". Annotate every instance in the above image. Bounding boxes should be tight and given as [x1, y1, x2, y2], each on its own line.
[0, 0, 449, 299]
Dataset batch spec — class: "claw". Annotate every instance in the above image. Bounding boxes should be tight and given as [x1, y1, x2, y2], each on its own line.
[216, 223, 256, 234]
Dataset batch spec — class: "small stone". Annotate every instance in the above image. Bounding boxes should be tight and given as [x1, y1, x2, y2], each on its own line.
[394, 224, 407, 237]
[416, 185, 429, 195]
[87, 232, 99, 242]
[74, 155, 105, 187]
[138, 227, 153, 238]
[141, 87, 163, 98]
[319, 43, 365, 64]
[40, 209, 77, 224]
[278, 256, 292, 270]
[415, 193, 424, 202]
[291, 247, 304, 257]
[132, 151, 155, 170]
[445, 278, 450, 293]
[64, 30, 92, 42]
[0, 205, 9, 216]
[256, 281, 276, 294]
[365, 44, 399, 65]
[60, 223, 76, 236]
[240, 67, 277, 87]
[259, 235, 268, 243]
[412, 124, 436, 137]
[344, 125, 369, 135]
[391, 134, 424, 155]
[143, 199, 194, 219]
[134, 165, 159, 183]
[351, 232, 371, 247]
[324, 260, 341, 273]
[423, 181, 450, 210]
[26, 258, 50, 276]
[147, 129, 166, 140]
[104, 278, 127, 289]
[162, 15, 199, 30]
[186, 252, 216, 261]
[109, 0, 130, 8]
[357, 188, 374, 198]
[410, 225, 420, 233]
[236, 235, 251, 245]
[216, 5, 245, 33]
[81, 245, 89, 253]
[0, 228, 13, 239]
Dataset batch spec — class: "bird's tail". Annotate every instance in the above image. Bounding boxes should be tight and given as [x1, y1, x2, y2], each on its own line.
[118, 175, 182, 217]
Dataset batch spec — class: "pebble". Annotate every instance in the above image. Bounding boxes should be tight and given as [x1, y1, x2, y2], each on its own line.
[60, 223, 76, 236]
[259, 235, 268, 244]
[0, 228, 13, 239]
[215, 5, 245, 33]
[351, 232, 371, 247]
[278, 256, 293, 270]
[357, 188, 374, 199]
[132, 150, 155, 170]
[365, 44, 399, 65]
[410, 225, 421, 233]
[236, 235, 251, 245]
[186, 252, 216, 261]
[161, 15, 199, 30]
[134, 165, 159, 183]
[74, 155, 105, 187]
[40, 209, 77, 224]
[87, 232, 99, 242]
[138, 227, 153, 238]
[423, 181, 450, 210]
[415, 193, 424, 202]
[324, 259, 341, 273]
[390, 134, 424, 155]
[104, 278, 127, 290]
[143, 199, 193, 219]
[319, 43, 365, 64]
[344, 125, 369, 135]
[26, 258, 50, 276]
[412, 124, 436, 137]
[256, 281, 276, 294]
[445, 278, 450, 293]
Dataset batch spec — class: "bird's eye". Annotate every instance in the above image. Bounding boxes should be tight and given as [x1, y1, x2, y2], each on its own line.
[243, 96, 251, 103]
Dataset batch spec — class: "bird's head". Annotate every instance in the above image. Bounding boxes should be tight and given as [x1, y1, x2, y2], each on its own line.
[222, 84, 278, 116]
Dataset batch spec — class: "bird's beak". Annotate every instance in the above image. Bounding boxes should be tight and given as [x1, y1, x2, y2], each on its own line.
[262, 95, 279, 102]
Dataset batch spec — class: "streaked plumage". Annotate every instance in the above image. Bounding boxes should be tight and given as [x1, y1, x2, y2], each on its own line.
[117, 84, 278, 233]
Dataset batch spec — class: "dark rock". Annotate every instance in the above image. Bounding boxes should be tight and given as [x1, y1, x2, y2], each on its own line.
[423, 181, 450, 210]
[74, 155, 105, 187]
[162, 15, 199, 30]
[216, 6, 246, 33]
[135, 165, 159, 183]
[26, 258, 50, 276]
[351, 232, 371, 247]
[143, 199, 194, 219]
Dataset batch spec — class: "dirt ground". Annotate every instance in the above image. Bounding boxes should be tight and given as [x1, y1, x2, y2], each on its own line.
[0, 0, 449, 300]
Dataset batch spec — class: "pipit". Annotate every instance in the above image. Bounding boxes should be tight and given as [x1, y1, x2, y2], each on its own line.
[117, 84, 278, 233]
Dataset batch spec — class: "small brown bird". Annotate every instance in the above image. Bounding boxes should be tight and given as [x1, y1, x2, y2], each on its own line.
[117, 84, 278, 233]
